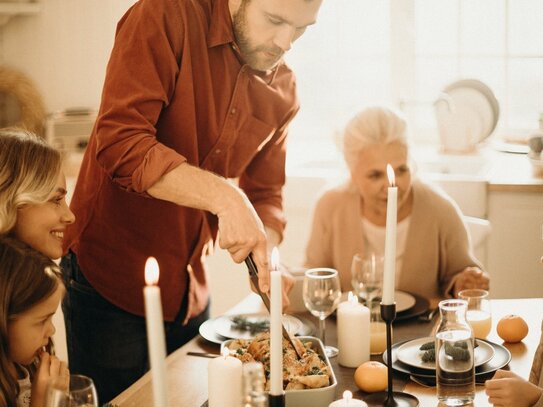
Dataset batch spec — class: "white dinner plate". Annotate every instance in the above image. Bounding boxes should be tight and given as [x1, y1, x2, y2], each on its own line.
[212, 313, 303, 340]
[396, 336, 495, 371]
[342, 290, 416, 313]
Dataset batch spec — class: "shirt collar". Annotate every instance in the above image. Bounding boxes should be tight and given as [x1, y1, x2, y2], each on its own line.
[207, 0, 235, 48]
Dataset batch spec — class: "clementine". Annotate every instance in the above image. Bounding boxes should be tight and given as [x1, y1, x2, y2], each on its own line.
[496, 314, 529, 343]
[354, 361, 388, 393]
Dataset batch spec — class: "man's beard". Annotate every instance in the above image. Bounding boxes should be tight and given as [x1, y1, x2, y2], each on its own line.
[232, 1, 284, 72]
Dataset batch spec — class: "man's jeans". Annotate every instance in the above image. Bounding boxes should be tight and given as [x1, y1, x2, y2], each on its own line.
[60, 251, 210, 403]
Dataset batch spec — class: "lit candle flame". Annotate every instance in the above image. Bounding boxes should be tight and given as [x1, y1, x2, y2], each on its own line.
[342, 390, 353, 402]
[386, 163, 395, 187]
[271, 247, 280, 271]
[145, 257, 159, 286]
[348, 291, 358, 304]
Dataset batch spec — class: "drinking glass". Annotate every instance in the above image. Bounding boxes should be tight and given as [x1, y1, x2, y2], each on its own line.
[303, 268, 342, 358]
[351, 253, 384, 304]
[351, 253, 386, 354]
[46, 374, 98, 407]
[458, 289, 492, 339]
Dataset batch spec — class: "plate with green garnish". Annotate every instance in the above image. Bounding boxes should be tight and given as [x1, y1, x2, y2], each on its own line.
[396, 336, 494, 370]
[213, 313, 303, 340]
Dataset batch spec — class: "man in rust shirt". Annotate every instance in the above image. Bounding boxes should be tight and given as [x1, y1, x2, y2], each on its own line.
[61, 0, 323, 401]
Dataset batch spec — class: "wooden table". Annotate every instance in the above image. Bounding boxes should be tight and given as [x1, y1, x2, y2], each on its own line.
[111, 295, 543, 406]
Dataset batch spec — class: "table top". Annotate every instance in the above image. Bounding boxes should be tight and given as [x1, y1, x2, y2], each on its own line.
[111, 294, 543, 407]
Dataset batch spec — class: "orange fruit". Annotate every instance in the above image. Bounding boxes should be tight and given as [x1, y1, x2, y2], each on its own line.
[354, 361, 388, 392]
[496, 315, 529, 343]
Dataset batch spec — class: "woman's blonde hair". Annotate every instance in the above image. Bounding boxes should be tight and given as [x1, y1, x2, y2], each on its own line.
[0, 128, 61, 235]
[342, 106, 409, 172]
[0, 237, 63, 407]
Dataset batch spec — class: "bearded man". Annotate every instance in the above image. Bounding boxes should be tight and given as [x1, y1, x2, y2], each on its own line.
[61, 0, 323, 401]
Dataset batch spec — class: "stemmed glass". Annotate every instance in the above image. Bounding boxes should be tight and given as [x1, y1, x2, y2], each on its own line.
[351, 253, 386, 354]
[46, 374, 98, 407]
[303, 268, 342, 358]
[351, 253, 384, 304]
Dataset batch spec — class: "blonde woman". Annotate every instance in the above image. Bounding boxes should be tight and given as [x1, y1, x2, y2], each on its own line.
[304, 106, 489, 299]
[0, 128, 75, 259]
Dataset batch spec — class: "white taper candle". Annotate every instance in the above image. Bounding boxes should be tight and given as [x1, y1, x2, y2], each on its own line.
[382, 164, 397, 305]
[144, 257, 169, 407]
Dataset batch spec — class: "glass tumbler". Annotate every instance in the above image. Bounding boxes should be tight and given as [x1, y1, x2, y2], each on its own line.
[458, 289, 492, 339]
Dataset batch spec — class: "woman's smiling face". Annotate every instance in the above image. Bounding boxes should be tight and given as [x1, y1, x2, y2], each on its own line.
[13, 171, 75, 259]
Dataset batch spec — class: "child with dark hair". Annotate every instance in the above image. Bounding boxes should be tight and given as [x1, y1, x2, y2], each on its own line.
[0, 237, 69, 407]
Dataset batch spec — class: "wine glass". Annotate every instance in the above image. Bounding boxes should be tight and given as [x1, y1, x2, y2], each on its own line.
[351, 253, 384, 304]
[46, 374, 98, 407]
[351, 253, 386, 354]
[458, 289, 492, 339]
[303, 268, 342, 358]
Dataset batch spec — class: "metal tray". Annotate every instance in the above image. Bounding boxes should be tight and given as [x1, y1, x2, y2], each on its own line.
[222, 336, 337, 407]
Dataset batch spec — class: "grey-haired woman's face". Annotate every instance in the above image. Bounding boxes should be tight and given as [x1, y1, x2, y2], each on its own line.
[350, 141, 412, 217]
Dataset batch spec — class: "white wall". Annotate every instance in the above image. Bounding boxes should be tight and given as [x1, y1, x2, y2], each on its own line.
[1, 0, 136, 112]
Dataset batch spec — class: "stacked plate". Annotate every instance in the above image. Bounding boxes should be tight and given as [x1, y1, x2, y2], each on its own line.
[199, 313, 310, 344]
[383, 336, 511, 386]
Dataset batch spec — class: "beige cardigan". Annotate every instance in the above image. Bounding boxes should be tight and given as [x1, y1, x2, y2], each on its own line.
[530, 321, 543, 406]
[304, 180, 482, 299]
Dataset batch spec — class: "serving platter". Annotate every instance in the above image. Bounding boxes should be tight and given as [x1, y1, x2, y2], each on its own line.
[395, 336, 494, 370]
[222, 336, 337, 407]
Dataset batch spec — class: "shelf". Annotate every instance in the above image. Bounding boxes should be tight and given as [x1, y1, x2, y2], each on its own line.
[0, 2, 40, 27]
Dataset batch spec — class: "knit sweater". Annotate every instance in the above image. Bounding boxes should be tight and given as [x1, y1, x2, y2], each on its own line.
[304, 179, 482, 299]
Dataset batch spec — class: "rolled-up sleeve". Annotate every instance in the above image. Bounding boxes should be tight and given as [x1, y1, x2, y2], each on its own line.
[94, 0, 187, 195]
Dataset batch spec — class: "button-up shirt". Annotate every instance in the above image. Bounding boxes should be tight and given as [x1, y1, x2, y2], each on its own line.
[64, 0, 299, 321]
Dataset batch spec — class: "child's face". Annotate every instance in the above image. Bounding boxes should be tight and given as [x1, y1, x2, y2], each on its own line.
[7, 285, 63, 365]
[13, 171, 75, 259]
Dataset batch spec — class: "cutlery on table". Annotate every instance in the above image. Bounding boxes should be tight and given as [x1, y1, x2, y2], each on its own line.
[245, 253, 303, 358]
[418, 307, 439, 322]
[187, 351, 220, 359]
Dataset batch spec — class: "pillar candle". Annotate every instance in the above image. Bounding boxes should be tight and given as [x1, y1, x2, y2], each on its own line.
[143, 257, 168, 407]
[208, 348, 242, 407]
[270, 267, 283, 395]
[328, 391, 368, 407]
[337, 292, 370, 367]
[382, 164, 397, 305]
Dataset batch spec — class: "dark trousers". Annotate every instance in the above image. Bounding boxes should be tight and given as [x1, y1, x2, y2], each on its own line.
[60, 251, 210, 403]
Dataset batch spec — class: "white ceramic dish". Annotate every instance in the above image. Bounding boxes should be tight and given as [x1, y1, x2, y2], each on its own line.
[444, 79, 500, 142]
[396, 336, 495, 371]
[213, 313, 303, 340]
[222, 336, 337, 407]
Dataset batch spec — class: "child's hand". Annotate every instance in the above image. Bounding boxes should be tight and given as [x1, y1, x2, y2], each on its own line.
[485, 369, 543, 407]
[30, 352, 69, 407]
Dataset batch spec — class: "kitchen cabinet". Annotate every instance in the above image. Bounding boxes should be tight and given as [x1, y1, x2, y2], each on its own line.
[487, 191, 543, 298]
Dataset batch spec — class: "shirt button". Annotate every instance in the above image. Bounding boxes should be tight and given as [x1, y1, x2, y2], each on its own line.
[215, 149, 221, 154]
[230, 108, 237, 115]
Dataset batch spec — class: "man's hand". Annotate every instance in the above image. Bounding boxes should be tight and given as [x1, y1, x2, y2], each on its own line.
[485, 369, 543, 407]
[31, 352, 69, 407]
[453, 266, 490, 297]
[249, 265, 295, 311]
[216, 190, 270, 292]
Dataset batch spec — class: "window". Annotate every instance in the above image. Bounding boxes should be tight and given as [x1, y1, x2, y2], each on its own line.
[285, 0, 543, 171]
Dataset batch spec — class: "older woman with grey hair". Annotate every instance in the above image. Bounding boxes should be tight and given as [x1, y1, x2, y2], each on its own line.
[304, 106, 489, 299]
